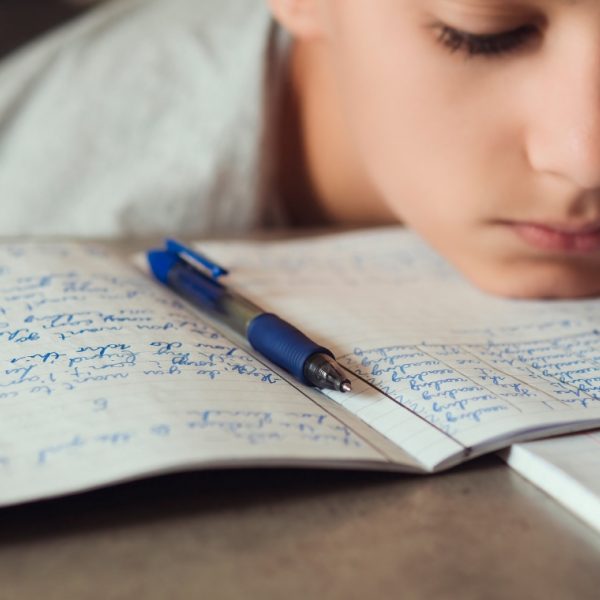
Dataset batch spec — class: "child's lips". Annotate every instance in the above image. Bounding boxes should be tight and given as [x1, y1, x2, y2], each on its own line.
[503, 220, 600, 253]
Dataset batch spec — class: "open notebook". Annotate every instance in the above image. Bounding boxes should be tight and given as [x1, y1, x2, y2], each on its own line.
[2, 227, 600, 507]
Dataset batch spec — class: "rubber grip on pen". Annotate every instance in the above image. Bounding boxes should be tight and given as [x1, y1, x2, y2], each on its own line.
[247, 313, 332, 385]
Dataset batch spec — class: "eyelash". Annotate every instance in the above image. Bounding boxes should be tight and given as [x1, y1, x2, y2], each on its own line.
[436, 24, 539, 58]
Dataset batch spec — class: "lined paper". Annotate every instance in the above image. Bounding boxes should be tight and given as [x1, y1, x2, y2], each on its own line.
[3, 228, 600, 506]
[203, 228, 600, 461]
[0, 243, 385, 507]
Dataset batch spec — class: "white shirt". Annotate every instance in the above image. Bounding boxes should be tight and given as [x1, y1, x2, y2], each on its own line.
[0, 0, 284, 237]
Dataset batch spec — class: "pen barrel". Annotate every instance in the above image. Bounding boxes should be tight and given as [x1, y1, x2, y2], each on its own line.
[247, 313, 332, 385]
[167, 261, 262, 335]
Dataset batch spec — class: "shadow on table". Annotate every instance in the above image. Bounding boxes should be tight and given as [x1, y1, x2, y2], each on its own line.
[0, 455, 501, 545]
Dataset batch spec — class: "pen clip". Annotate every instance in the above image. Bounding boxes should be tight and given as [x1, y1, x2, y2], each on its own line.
[165, 239, 229, 281]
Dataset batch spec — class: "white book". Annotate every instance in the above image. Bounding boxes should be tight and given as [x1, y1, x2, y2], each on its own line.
[502, 432, 600, 533]
[2, 227, 600, 507]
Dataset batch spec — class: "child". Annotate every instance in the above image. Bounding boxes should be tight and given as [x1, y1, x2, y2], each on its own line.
[1, 0, 600, 300]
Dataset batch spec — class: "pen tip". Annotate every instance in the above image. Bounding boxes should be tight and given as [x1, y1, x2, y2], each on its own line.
[340, 380, 352, 393]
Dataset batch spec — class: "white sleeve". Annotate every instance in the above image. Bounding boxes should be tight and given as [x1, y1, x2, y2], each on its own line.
[0, 0, 271, 237]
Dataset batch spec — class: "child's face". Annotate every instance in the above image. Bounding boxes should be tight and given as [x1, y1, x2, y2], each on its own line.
[306, 0, 600, 298]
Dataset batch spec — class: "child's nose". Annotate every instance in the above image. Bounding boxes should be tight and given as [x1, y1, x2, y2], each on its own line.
[525, 40, 600, 192]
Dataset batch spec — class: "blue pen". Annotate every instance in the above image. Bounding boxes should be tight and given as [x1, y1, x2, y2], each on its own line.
[147, 240, 352, 393]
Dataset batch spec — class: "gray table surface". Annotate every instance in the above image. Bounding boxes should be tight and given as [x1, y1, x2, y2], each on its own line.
[0, 457, 600, 600]
[1, 236, 600, 599]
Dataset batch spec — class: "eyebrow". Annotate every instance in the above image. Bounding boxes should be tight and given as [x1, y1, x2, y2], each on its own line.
[444, 0, 579, 4]
[438, 0, 579, 11]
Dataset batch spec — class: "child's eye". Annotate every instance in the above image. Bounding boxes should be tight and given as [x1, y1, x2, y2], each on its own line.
[436, 24, 539, 58]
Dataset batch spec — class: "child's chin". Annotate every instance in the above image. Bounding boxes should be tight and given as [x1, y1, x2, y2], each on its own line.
[464, 265, 600, 300]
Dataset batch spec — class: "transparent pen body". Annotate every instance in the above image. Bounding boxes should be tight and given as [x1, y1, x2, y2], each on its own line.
[167, 260, 262, 335]
[166, 260, 350, 391]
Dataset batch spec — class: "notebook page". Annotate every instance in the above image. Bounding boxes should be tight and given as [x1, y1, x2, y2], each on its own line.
[200, 228, 600, 466]
[0, 243, 388, 507]
[503, 431, 600, 533]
